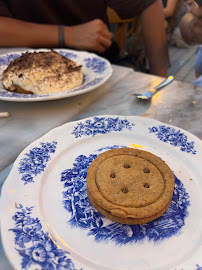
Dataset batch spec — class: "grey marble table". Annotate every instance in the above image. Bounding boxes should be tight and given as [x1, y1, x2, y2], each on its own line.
[0, 47, 202, 269]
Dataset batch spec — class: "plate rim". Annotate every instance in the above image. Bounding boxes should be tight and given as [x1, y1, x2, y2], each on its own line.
[1, 115, 202, 270]
[0, 48, 113, 102]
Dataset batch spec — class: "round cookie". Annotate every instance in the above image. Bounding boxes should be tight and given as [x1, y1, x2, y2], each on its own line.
[87, 190, 172, 225]
[87, 148, 175, 221]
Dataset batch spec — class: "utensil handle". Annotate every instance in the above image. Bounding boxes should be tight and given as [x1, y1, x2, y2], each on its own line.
[154, 76, 174, 91]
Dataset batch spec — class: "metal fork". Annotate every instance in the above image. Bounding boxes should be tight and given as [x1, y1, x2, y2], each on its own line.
[132, 76, 174, 100]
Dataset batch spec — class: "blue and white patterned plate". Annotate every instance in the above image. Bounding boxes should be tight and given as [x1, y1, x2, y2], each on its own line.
[0, 49, 112, 102]
[1, 115, 202, 270]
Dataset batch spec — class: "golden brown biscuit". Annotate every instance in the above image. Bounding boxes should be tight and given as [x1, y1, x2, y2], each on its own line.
[88, 190, 172, 225]
[87, 148, 174, 223]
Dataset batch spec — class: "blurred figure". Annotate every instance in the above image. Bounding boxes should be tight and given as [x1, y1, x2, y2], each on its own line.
[194, 45, 202, 78]
[163, 0, 179, 18]
[0, 0, 168, 77]
[180, 2, 202, 85]
[185, 0, 195, 9]
[163, 0, 188, 25]
[180, 2, 202, 45]
[162, 0, 188, 45]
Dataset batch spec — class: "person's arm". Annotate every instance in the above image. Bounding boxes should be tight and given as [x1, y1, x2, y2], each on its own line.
[180, 2, 202, 45]
[140, 0, 168, 77]
[163, 0, 178, 18]
[0, 17, 112, 53]
[0, 17, 58, 48]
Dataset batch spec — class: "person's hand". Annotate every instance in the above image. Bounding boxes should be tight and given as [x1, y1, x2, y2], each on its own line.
[189, 2, 202, 43]
[66, 19, 112, 53]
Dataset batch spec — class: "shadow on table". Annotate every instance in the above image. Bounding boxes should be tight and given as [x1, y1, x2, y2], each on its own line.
[130, 98, 151, 115]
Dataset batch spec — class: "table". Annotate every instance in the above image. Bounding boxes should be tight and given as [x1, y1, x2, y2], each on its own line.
[0, 48, 202, 270]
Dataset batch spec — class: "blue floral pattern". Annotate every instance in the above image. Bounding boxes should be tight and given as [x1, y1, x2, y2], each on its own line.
[18, 141, 57, 185]
[0, 53, 19, 65]
[58, 50, 78, 59]
[61, 146, 190, 245]
[0, 89, 44, 98]
[84, 57, 107, 73]
[196, 265, 202, 270]
[149, 125, 197, 154]
[71, 116, 135, 138]
[9, 204, 79, 270]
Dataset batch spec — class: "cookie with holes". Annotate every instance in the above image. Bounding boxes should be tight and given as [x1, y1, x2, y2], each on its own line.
[87, 148, 175, 224]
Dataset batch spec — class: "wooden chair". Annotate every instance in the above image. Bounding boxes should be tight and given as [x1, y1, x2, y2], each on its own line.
[107, 7, 134, 57]
[107, 7, 146, 71]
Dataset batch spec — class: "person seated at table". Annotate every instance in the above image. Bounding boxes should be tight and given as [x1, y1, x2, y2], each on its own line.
[162, 0, 188, 45]
[0, 0, 168, 77]
[180, 1, 202, 86]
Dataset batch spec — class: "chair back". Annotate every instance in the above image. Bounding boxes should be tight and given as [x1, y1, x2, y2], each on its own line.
[107, 7, 134, 56]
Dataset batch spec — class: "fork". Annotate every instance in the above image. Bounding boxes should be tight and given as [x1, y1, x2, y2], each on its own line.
[132, 76, 174, 100]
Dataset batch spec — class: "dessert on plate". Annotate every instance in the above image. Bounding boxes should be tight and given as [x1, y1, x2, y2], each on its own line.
[87, 148, 175, 225]
[2, 50, 83, 95]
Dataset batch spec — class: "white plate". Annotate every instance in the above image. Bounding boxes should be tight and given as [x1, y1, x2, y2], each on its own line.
[1, 115, 202, 270]
[0, 49, 112, 102]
